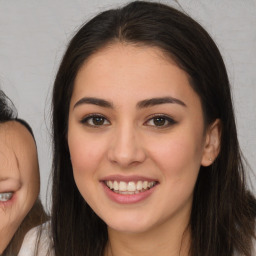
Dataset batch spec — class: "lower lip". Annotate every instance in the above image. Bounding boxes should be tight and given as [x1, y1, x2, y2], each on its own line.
[0, 193, 17, 208]
[101, 182, 157, 204]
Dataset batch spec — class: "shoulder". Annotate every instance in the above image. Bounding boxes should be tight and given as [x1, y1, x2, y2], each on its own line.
[234, 237, 256, 256]
[253, 238, 256, 255]
[18, 222, 53, 256]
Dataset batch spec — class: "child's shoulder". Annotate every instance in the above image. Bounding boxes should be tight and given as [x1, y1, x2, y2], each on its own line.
[18, 222, 53, 256]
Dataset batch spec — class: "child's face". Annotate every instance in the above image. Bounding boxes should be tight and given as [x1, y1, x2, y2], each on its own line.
[68, 43, 217, 234]
[0, 121, 39, 252]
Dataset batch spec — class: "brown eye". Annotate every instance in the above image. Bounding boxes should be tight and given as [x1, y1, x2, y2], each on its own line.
[92, 116, 105, 125]
[153, 117, 167, 126]
[145, 115, 176, 128]
[81, 115, 110, 127]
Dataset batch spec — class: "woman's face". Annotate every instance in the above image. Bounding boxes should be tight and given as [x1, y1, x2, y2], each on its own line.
[0, 121, 39, 252]
[68, 43, 216, 234]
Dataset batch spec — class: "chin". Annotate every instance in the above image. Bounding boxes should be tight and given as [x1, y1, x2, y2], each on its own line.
[104, 215, 154, 234]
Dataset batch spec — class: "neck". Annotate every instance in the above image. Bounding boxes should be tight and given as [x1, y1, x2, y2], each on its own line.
[105, 217, 191, 256]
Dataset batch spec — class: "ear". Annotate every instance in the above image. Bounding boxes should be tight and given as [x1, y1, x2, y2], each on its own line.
[201, 119, 221, 167]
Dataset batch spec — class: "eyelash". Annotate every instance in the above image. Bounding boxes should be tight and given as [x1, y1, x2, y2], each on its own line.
[80, 114, 177, 128]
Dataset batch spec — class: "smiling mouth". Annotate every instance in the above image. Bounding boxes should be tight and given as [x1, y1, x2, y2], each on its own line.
[0, 192, 13, 202]
[104, 180, 157, 194]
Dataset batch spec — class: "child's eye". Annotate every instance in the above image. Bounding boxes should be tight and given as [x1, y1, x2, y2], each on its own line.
[80, 115, 110, 127]
[145, 115, 176, 128]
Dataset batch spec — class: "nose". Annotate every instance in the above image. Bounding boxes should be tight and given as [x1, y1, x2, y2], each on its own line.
[107, 124, 146, 168]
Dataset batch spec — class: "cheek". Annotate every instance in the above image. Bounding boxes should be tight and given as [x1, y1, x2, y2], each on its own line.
[68, 132, 109, 207]
[147, 130, 204, 179]
[69, 134, 106, 176]
[146, 132, 204, 218]
[18, 171, 39, 216]
[21, 160, 40, 199]
[0, 194, 29, 232]
[68, 128, 111, 204]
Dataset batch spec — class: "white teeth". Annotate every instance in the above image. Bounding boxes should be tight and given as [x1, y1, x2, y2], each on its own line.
[0, 192, 13, 202]
[143, 181, 148, 190]
[136, 181, 142, 190]
[148, 181, 155, 188]
[119, 181, 127, 191]
[113, 181, 119, 191]
[105, 180, 156, 194]
[106, 181, 113, 189]
[127, 182, 136, 192]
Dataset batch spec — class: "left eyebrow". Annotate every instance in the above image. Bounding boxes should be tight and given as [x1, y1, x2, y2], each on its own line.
[73, 97, 113, 109]
[137, 97, 186, 108]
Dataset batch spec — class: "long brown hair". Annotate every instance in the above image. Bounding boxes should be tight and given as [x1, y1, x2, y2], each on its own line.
[51, 1, 256, 255]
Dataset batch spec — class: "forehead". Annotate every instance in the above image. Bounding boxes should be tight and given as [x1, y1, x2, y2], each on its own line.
[71, 43, 200, 110]
[0, 122, 20, 178]
[75, 43, 179, 86]
[0, 121, 36, 172]
[0, 122, 20, 151]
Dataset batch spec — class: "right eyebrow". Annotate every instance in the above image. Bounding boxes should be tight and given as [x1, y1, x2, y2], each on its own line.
[73, 97, 113, 109]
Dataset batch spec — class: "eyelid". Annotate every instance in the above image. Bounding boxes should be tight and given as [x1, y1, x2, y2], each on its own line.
[0, 179, 21, 193]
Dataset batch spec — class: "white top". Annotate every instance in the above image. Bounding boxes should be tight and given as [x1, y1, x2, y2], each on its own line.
[18, 222, 53, 256]
[18, 222, 255, 256]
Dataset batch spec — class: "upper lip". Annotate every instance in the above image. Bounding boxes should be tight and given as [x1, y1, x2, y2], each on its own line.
[0, 179, 21, 193]
[100, 174, 158, 182]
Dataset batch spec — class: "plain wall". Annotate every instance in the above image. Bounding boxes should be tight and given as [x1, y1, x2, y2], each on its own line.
[0, 0, 255, 209]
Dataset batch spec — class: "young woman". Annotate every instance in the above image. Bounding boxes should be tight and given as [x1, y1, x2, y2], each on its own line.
[0, 90, 48, 255]
[46, 1, 256, 255]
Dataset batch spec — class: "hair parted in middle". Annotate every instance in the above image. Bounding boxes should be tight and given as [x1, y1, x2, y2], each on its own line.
[51, 1, 256, 256]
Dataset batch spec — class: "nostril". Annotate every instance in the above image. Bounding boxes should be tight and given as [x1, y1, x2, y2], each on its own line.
[107, 131, 147, 166]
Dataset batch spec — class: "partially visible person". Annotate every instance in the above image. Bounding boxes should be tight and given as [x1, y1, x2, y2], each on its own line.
[0, 90, 48, 256]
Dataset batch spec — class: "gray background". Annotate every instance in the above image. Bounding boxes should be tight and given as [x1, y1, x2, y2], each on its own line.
[0, 0, 255, 209]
